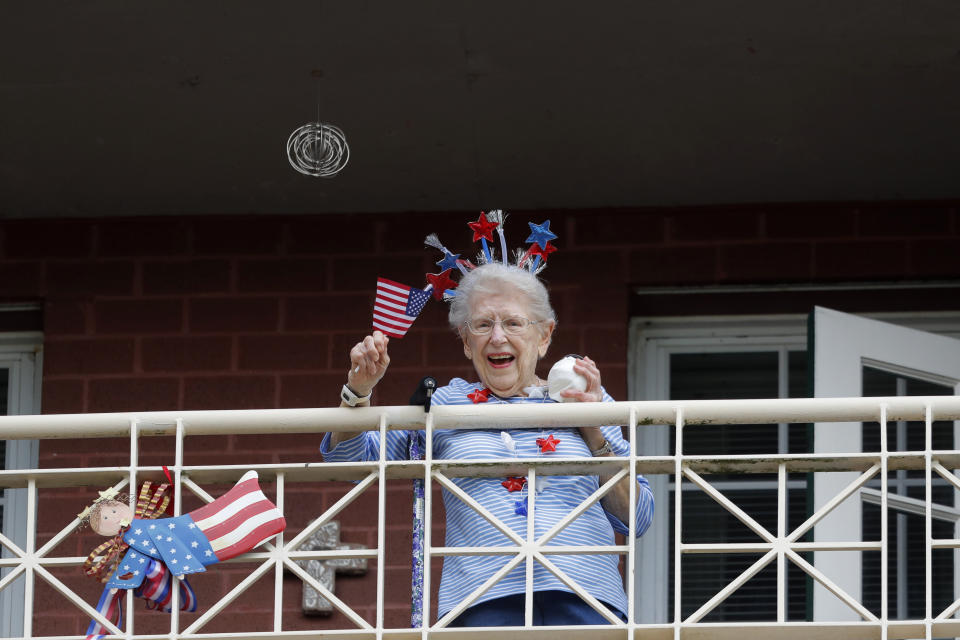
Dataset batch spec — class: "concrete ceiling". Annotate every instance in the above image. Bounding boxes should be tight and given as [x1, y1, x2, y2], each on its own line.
[2, 1, 959, 218]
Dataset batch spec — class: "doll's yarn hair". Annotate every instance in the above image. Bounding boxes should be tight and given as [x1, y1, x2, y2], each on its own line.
[77, 494, 129, 531]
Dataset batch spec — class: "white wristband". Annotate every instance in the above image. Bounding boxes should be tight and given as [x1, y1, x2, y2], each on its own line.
[341, 384, 370, 407]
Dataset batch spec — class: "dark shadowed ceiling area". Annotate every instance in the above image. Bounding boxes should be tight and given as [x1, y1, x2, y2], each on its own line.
[2, 1, 959, 218]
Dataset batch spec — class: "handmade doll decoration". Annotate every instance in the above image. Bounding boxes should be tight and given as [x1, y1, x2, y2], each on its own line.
[80, 471, 285, 638]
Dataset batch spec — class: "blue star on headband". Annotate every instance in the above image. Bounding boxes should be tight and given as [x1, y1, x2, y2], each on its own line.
[436, 250, 461, 272]
[525, 220, 557, 250]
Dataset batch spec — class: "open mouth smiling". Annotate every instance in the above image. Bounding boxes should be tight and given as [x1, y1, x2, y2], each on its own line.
[487, 353, 515, 368]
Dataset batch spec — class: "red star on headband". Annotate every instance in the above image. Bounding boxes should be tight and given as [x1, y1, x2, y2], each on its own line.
[467, 387, 491, 404]
[536, 434, 561, 453]
[501, 476, 526, 492]
[528, 241, 558, 261]
[425, 269, 458, 301]
[468, 212, 499, 242]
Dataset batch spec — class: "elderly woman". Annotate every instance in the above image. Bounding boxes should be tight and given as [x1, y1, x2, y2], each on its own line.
[321, 263, 654, 626]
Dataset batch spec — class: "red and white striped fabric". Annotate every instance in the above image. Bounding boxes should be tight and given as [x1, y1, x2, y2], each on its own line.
[190, 470, 286, 561]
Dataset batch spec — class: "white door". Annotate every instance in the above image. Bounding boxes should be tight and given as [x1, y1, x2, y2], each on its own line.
[812, 306, 960, 621]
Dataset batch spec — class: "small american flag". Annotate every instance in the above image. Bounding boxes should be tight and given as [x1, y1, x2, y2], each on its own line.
[373, 278, 431, 338]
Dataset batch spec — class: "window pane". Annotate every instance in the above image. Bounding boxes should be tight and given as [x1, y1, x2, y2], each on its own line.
[788, 350, 808, 399]
[671, 352, 780, 456]
[671, 352, 779, 400]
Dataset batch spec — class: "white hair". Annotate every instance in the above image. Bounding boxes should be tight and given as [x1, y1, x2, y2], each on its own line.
[448, 263, 556, 332]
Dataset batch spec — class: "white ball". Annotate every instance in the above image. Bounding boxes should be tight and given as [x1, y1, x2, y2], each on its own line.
[548, 356, 587, 402]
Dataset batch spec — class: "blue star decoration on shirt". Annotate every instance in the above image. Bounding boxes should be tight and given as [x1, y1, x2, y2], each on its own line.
[525, 220, 557, 250]
[406, 287, 431, 316]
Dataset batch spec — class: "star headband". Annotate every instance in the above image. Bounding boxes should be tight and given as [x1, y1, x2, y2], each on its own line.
[371, 210, 558, 338]
[424, 210, 558, 300]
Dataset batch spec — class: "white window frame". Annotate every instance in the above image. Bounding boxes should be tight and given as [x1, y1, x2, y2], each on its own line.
[0, 331, 42, 638]
[629, 311, 960, 623]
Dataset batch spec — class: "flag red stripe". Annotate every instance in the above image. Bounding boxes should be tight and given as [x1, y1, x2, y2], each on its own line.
[373, 305, 416, 322]
[376, 278, 411, 292]
[376, 290, 409, 303]
[372, 324, 406, 338]
[214, 516, 286, 561]
[190, 477, 259, 522]
[372, 312, 413, 328]
[202, 498, 274, 543]
[373, 300, 407, 315]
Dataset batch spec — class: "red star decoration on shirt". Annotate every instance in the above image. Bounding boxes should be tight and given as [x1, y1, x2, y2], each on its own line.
[467, 387, 490, 404]
[425, 269, 458, 301]
[536, 434, 561, 453]
[501, 476, 527, 492]
[468, 212, 499, 242]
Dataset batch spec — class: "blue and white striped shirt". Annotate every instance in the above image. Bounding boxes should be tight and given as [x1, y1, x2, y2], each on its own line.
[320, 378, 655, 618]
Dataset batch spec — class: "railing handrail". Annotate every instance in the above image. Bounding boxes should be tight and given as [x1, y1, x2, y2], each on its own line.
[1, 395, 958, 440]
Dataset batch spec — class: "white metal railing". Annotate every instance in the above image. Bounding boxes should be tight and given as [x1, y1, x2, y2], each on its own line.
[1, 395, 960, 640]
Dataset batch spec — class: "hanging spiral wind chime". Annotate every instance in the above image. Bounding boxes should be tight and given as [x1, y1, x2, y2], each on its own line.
[286, 121, 350, 178]
[286, 70, 350, 178]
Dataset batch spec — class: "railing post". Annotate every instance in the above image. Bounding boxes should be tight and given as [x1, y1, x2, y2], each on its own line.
[925, 404, 933, 640]
[628, 406, 638, 638]
[22, 478, 35, 639]
[880, 404, 889, 640]
[376, 413, 387, 632]
[673, 406, 684, 640]
[127, 418, 139, 639]
[273, 471, 285, 633]
[169, 417, 185, 638]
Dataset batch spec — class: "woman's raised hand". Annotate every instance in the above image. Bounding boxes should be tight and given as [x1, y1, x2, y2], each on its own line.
[347, 330, 391, 396]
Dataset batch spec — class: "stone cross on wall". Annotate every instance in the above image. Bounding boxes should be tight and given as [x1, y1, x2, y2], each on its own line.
[297, 520, 368, 615]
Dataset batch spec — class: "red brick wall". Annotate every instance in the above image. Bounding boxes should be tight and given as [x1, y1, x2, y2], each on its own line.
[2, 203, 959, 632]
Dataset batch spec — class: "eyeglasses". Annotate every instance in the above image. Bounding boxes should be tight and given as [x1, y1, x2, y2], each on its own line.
[464, 316, 541, 336]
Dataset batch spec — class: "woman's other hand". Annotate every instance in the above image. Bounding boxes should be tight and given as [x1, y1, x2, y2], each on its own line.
[347, 330, 391, 396]
[562, 356, 608, 453]
[560, 355, 602, 403]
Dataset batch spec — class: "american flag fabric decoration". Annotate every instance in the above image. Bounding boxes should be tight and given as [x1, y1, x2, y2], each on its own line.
[188, 470, 285, 562]
[88, 472, 282, 639]
[372, 277, 431, 338]
[106, 471, 285, 589]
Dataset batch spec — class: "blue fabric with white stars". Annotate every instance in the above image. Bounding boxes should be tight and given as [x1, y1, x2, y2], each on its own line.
[106, 516, 218, 589]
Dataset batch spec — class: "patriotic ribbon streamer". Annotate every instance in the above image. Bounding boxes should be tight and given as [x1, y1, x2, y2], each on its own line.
[86, 560, 197, 640]
[136, 558, 198, 613]
[84, 586, 124, 639]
